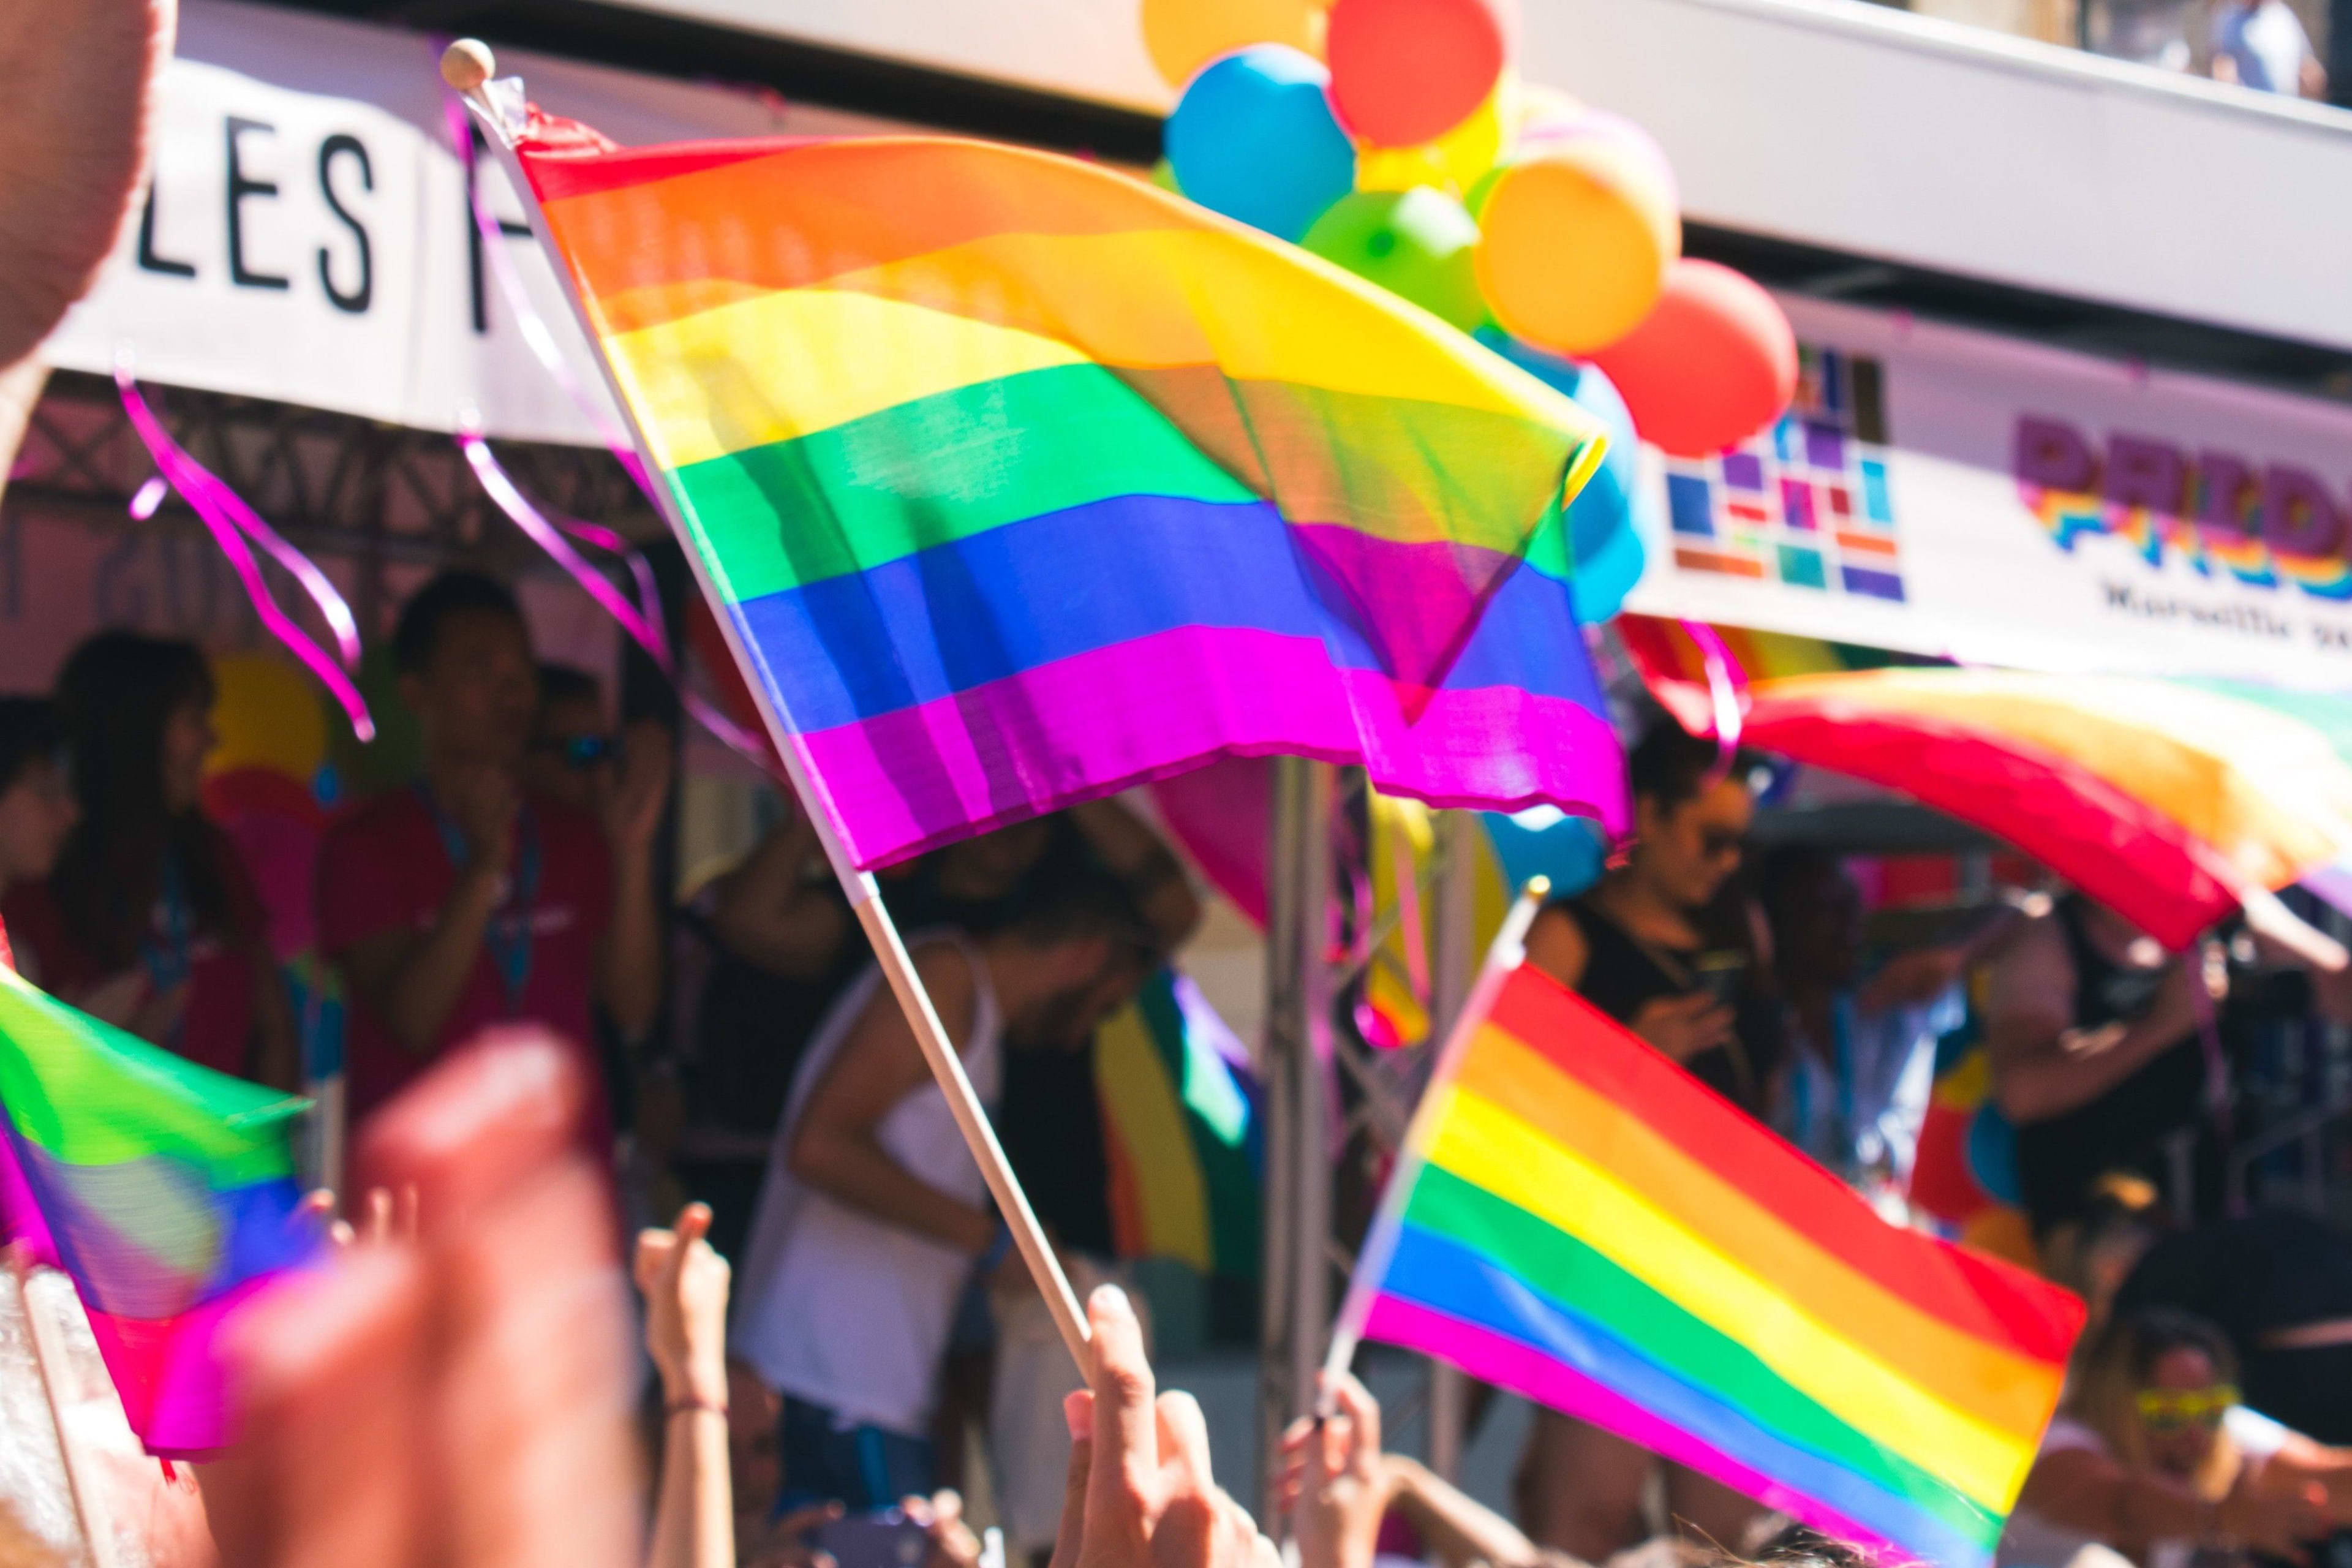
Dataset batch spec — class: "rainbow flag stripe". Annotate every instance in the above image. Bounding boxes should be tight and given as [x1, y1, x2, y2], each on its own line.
[514, 129, 1621, 867]
[1361, 964, 2081, 1566]
[0, 962, 314, 1455]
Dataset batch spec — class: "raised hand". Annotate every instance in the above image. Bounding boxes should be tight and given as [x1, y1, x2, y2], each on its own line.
[1279, 1373, 1391, 1568]
[203, 1028, 637, 1568]
[1049, 1286, 1280, 1568]
[444, 763, 520, 873]
[634, 1202, 729, 1411]
[600, 719, 674, 857]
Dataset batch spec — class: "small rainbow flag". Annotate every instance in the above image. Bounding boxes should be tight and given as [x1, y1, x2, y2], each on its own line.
[0, 961, 315, 1455]
[1342, 960, 2082, 1566]
[508, 119, 1623, 868]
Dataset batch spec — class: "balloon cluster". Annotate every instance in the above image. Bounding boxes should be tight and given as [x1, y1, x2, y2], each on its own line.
[1149, 0, 1800, 565]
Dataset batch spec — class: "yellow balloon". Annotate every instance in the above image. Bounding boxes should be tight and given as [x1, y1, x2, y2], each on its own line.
[1143, 0, 1329, 88]
[1474, 134, 1680, 355]
[1355, 75, 1510, 198]
[207, 651, 330, 783]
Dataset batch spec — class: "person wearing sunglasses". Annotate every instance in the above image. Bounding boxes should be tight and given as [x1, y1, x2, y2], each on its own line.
[1518, 716, 1779, 1564]
[2002, 1307, 2348, 1568]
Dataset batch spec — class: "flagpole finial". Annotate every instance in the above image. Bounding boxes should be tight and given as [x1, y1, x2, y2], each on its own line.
[1524, 875, 1551, 902]
[441, 38, 496, 93]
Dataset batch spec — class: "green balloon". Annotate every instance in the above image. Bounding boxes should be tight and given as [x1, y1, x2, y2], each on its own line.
[1300, 187, 1485, 334]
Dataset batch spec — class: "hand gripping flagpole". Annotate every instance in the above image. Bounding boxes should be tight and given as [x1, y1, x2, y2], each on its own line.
[437, 40, 1095, 1376]
[1317, 875, 1551, 1409]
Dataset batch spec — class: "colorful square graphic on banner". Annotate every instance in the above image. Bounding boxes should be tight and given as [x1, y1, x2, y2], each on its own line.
[1665, 347, 1905, 603]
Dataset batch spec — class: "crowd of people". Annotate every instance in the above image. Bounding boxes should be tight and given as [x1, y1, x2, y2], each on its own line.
[11, 593, 2352, 1568]
[10, 4, 2352, 1566]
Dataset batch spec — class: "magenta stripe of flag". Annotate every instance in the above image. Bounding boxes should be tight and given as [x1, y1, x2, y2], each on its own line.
[784, 624, 1628, 869]
[1363, 1294, 1901, 1560]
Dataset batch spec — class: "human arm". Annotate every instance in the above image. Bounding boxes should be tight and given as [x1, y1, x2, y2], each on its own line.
[1524, 908, 1731, 1061]
[1049, 1284, 1280, 1568]
[1982, 914, 2195, 1124]
[638, 1202, 733, 1568]
[2016, 1444, 2324, 1561]
[783, 943, 995, 1254]
[709, 809, 851, 981]
[1523, 906, 1589, 990]
[2256, 1428, 2352, 1525]
[1276, 1373, 1390, 1568]
[597, 718, 672, 1042]
[1068, 798, 1201, 956]
[330, 768, 514, 1056]
[1385, 1458, 1564, 1568]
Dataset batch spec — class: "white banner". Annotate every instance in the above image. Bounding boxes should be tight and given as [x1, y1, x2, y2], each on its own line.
[39, 0, 898, 445]
[1624, 293, 2352, 685]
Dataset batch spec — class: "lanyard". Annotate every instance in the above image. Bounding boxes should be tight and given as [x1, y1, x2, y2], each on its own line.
[140, 852, 194, 1045]
[418, 783, 542, 1016]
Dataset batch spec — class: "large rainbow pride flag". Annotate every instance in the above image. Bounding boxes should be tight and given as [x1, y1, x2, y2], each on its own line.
[508, 118, 1624, 867]
[0, 960, 315, 1455]
[1346, 960, 2082, 1566]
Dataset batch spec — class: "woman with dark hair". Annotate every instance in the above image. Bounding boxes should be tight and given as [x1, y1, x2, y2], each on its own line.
[2, 632, 296, 1088]
[1515, 716, 1780, 1562]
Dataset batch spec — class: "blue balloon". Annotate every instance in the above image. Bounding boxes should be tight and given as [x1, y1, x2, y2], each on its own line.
[1481, 807, 1608, 900]
[1165, 46, 1355, 243]
[1476, 328, 1656, 622]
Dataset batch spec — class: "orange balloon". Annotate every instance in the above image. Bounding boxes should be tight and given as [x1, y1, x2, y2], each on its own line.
[1143, 0, 1329, 87]
[1591, 259, 1796, 459]
[1473, 123, 1678, 355]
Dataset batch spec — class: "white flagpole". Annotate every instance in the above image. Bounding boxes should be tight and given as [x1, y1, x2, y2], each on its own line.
[1316, 876, 1550, 1406]
[437, 41, 1094, 1374]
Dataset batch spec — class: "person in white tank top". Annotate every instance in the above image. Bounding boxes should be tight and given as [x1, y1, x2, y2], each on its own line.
[731, 865, 1158, 1511]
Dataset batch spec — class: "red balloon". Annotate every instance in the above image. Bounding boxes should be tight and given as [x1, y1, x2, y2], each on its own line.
[1591, 260, 1796, 459]
[1326, 0, 1510, 148]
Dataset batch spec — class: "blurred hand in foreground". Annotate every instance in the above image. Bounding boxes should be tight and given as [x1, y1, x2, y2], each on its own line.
[1278, 1373, 1391, 1568]
[1049, 1285, 1278, 1568]
[203, 1028, 637, 1568]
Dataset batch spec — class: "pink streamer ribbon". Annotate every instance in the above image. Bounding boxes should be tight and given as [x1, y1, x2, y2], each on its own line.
[1678, 619, 1747, 785]
[113, 358, 375, 742]
[440, 80, 780, 777]
[440, 84, 658, 507]
[458, 425, 777, 774]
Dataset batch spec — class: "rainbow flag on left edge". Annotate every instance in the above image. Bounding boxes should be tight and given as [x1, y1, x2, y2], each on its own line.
[0, 960, 315, 1455]
[1348, 961, 2082, 1567]
[507, 116, 1624, 870]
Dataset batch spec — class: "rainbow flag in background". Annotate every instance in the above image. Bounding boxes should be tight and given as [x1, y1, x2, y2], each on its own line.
[0, 962, 315, 1455]
[1095, 968, 1259, 1281]
[511, 119, 1624, 869]
[1350, 962, 2082, 1566]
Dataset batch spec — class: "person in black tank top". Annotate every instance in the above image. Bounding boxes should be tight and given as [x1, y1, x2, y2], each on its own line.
[1515, 718, 1774, 1563]
[1525, 720, 1777, 1117]
[1987, 893, 2208, 1241]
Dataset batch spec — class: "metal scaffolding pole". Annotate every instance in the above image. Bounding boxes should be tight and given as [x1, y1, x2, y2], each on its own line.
[1423, 810, 1479, 1481]
[1260, 755, 1335, 1523]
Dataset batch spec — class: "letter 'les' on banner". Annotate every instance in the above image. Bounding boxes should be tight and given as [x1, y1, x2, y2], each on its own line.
[1622, 293, 2352, 685]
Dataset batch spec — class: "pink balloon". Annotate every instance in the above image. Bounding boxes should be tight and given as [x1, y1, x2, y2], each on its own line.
[1591, 260, 1796, 459]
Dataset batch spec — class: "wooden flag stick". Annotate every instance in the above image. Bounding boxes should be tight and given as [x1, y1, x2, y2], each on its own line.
[439, 41, 1093, 1376]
